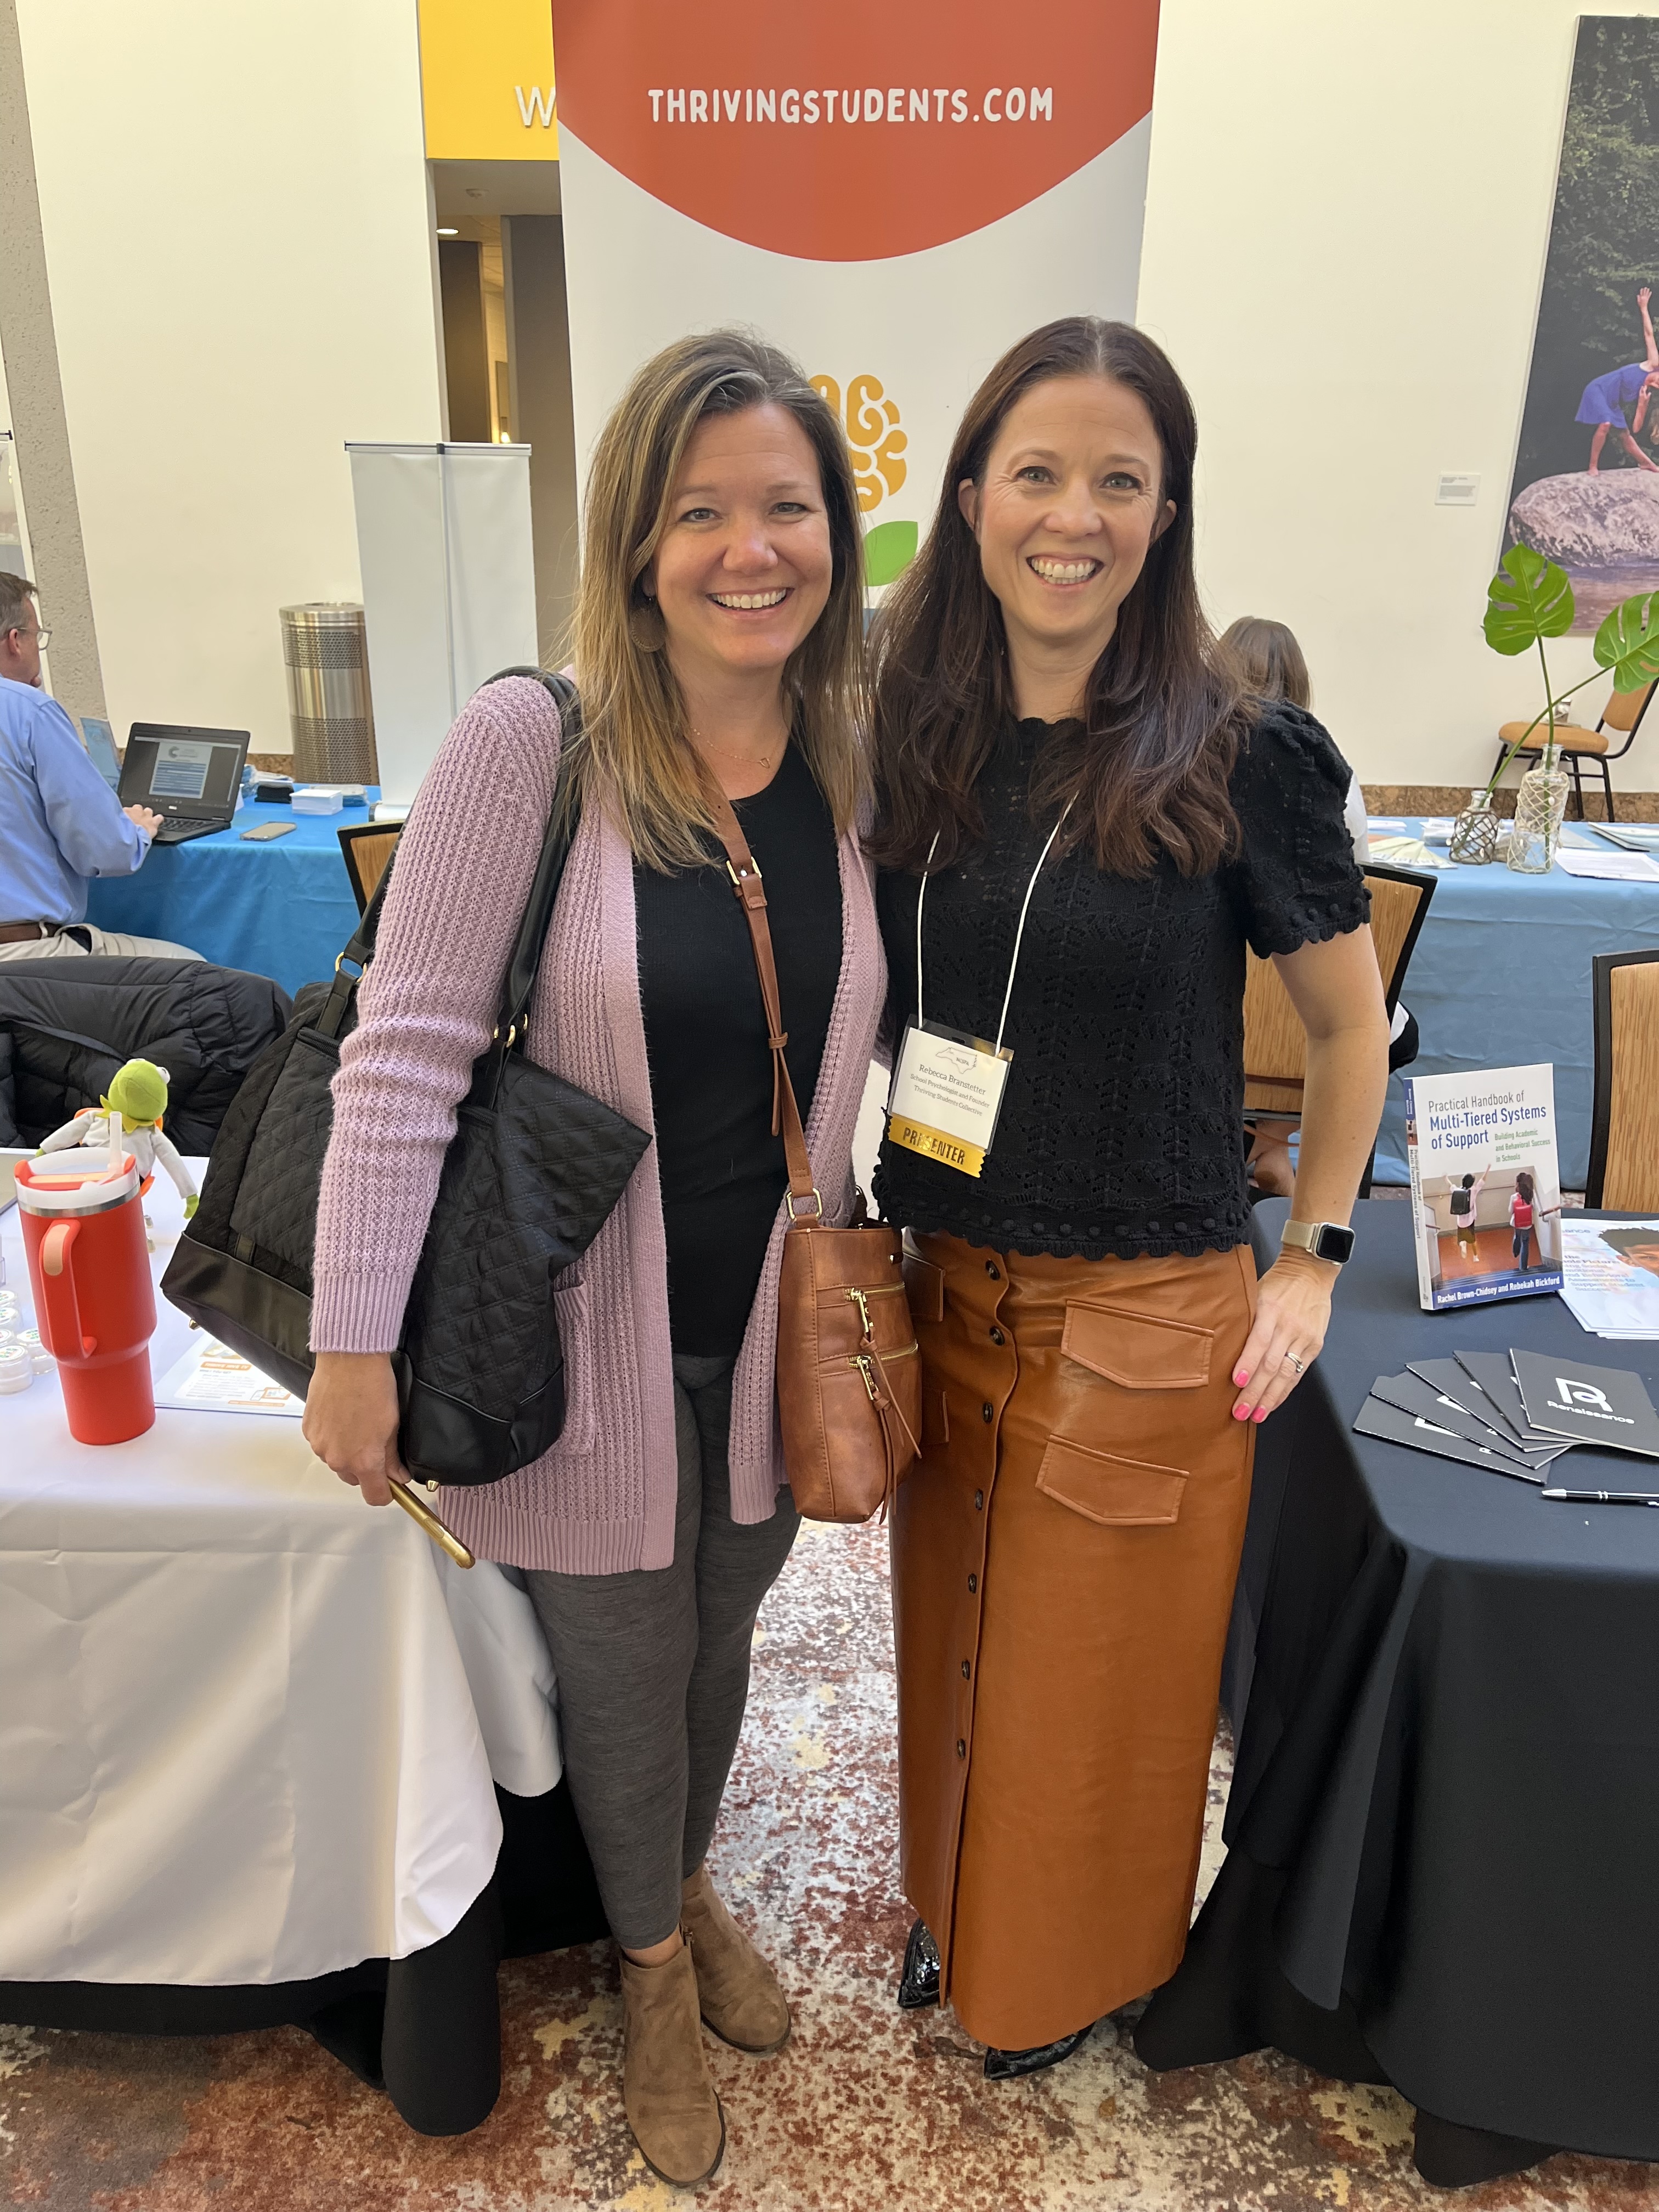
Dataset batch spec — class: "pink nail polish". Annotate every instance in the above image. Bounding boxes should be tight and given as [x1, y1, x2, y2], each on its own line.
[1233, 1403, 1249, 1420]
[1233, 1369, 1249, 1386]
[1252, 1406, 1268, 1423]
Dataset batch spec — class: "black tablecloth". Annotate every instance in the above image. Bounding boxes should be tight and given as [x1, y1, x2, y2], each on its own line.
[0, 1782, 608, 2137]
[1138, 1200, 1659, 2186]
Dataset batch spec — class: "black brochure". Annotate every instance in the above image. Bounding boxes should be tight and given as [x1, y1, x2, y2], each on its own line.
[1454, 1350, 1557, 1447]
[1511, 1348, 1659, 1457]
[1354, 1394, 1549, 1480]
[1372, 1372, 1567, 1469]
[1403, 1357, 1562, 1454]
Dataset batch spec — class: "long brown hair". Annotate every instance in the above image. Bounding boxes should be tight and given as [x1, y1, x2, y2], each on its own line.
[868, 318, 1248, 878]
[1219, 616, 1312, 710]
[568, 330, 867, 870]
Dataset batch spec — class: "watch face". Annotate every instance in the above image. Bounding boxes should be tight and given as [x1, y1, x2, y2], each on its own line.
[1314, 1223, 1356, 1263]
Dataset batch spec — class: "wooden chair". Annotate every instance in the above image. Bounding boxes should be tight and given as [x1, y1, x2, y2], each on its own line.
[1585, 949, 1659, 1209]
[1243, 862, 1437, 1193]
[336, 822, 401, 915]
[1491, 679, 1655, 823]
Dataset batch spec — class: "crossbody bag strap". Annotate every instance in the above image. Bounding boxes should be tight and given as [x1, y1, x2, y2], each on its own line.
[706, 788, 821, 1221]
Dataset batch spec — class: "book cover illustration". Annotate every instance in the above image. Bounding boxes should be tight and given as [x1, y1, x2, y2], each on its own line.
[1401, 1064, 1565, 1312]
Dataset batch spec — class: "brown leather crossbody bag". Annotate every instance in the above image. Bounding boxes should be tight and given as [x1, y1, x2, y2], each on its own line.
[708, 790, 921, 1522]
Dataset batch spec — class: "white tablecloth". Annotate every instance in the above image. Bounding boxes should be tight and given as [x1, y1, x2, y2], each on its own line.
[0, 1166, 561, 1989]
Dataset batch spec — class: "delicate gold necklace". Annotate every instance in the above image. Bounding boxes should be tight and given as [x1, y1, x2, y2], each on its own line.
[691, 726, 785, 774]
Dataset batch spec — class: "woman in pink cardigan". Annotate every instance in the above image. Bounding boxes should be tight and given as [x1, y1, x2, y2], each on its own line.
[302, 332, 884, 2187]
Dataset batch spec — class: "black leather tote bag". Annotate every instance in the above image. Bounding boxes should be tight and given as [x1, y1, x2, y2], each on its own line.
[162, 673, 650, 1486]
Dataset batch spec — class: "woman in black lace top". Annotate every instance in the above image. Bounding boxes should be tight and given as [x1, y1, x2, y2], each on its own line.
[869, 319, 1390, 2085]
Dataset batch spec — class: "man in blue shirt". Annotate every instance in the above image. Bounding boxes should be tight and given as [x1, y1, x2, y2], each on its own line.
[0, 574, 198, 961]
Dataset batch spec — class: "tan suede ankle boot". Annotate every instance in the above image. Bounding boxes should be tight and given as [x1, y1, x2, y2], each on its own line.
[680, 1864, 792, 2054]
[619, 1942, 725, 2188]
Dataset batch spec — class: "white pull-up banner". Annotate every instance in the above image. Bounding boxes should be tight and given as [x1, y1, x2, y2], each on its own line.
[550, 1, 1161, 590]
[347, 442, 538, 804]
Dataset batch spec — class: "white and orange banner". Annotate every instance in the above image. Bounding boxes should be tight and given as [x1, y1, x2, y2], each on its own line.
[551, 2, 1160, 584]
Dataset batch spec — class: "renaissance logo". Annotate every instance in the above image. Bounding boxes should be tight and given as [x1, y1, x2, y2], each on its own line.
[1552, 1378, 1628, 1423]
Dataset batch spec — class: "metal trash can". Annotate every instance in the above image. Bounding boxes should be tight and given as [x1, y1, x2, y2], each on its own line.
[279, 603, 377, 783]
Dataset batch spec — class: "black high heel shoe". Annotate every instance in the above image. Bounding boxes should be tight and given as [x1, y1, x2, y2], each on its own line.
[983, 2022, 1095, 2081]
[896, 1918, 941, 2011]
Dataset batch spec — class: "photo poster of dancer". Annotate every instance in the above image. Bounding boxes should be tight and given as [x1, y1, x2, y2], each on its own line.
[1506, 16, 1659, 631]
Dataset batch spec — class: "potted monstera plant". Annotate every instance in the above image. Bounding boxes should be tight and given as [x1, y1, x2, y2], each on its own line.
[1454, 546, 1659, 870]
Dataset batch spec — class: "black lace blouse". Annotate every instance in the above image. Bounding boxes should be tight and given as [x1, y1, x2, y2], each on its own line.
[871, 703, 1370, 1262]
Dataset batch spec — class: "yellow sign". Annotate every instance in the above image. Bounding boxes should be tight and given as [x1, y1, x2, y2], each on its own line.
[419, 0, 558, 161]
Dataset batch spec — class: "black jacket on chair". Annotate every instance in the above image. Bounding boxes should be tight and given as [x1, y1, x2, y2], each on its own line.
[0, 957, 292, 1153]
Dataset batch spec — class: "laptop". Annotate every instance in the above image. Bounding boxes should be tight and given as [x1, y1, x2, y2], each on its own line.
[81, 715, 122, 791]
[118, 723, 250, 843]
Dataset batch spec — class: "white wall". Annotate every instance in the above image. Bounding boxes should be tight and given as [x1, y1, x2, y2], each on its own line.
[13, 0, 444, 755]
[1137, 0, 1655, 789]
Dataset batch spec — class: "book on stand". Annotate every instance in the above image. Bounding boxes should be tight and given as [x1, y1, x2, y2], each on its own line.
[1401, 1064, 1564, 1311]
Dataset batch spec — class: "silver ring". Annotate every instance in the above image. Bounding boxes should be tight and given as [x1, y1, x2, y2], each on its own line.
[1287, 1353, 1305, 1375]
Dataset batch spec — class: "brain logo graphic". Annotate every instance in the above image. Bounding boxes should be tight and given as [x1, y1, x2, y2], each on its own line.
[812, 371, 918, 584]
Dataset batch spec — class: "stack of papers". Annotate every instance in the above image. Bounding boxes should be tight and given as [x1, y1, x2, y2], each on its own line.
[1560, 1218, 1659, 1338]
[154, 1334, 303, 1417]
[1368, 833, 1451, 870]
[1554, 847, 1659, 882]
[1355, 1347, 1659, 1500]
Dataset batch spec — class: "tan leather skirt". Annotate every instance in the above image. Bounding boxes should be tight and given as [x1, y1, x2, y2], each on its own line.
[891, 1231, 1258, 2051]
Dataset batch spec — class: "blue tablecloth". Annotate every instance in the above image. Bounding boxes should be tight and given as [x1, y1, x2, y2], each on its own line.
[84, 800, 365, 1000]
[1373, 822, 1659, 1188]
[83, 808, 1659, 1188]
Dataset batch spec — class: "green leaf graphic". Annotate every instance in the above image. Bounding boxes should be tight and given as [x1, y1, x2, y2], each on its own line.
[863, 519, 917, 587]
[1594, 589, 1659, 691]
[1482, 543, 1574, 656]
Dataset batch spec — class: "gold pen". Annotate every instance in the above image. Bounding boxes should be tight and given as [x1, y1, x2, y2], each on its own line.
[388, 1477, 476, 1568]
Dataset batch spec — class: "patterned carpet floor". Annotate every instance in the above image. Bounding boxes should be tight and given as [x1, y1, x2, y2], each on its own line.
[5, 1516, 1657, 2212]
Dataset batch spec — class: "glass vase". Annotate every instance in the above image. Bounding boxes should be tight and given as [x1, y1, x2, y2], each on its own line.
[1448, 791, 1499, 865]
[1505, 763, 1571, 874]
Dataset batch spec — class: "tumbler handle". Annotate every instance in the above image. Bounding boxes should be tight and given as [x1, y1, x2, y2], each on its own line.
[39, 1220, 95, 1357]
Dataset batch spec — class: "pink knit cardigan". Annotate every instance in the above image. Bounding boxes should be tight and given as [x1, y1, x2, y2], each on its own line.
[311, 678, 887, 1573]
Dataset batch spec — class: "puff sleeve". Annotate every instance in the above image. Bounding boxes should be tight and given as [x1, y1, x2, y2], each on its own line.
[1225, 704, 1372, 957]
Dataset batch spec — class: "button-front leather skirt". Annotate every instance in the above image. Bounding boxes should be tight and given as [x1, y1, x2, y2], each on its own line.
[891, 1231, 1259, 2052]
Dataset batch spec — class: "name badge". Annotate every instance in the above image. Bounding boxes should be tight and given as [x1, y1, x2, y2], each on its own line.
[887, 1020, 1013, 1179]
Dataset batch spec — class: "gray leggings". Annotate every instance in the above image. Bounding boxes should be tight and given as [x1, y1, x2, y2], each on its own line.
[525, 1353, 800, 1949]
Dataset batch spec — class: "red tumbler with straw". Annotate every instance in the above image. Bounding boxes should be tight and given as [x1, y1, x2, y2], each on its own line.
[16, 1135, 156, 1444]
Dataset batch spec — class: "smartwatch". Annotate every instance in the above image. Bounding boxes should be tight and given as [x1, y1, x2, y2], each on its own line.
[1281, 1218, 1356, 1266]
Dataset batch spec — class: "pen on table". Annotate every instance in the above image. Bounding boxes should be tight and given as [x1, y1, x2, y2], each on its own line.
[388, 1476, 476, 1566]
[1541, 1487, 1659, 1507]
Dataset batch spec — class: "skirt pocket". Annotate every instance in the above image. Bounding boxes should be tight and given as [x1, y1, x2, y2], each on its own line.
[1060, 1299, 1214, 1390]
[1035, 1435, 1187, 1526]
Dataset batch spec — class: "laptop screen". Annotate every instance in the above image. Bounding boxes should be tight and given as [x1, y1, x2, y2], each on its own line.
[119, 724, 249, 818]
[80, 716, 121, 791]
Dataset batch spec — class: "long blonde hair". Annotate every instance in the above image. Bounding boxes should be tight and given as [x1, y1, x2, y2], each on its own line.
[568, 330, 867, 870]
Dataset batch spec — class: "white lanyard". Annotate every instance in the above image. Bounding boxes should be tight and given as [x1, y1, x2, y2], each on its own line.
[887, 801, 1073, 1179]
[914, 799, 1073, 1051]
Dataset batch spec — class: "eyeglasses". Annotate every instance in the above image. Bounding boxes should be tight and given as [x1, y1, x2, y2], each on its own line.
[5, 624, 48, 648]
